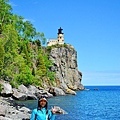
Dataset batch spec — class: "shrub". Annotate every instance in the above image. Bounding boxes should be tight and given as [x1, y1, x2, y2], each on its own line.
[0, 84, 3, 93]
[47, 71, 55, 81]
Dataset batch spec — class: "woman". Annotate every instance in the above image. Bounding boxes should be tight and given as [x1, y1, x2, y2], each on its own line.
[30, 96, 56, 120]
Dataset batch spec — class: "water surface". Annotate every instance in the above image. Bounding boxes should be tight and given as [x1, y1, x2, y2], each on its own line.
[22, 86, 120, 120]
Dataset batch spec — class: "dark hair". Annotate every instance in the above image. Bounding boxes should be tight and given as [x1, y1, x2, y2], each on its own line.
[37, 95, 48, 110]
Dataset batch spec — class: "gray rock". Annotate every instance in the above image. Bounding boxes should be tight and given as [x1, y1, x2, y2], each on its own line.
[27, 85, 52, 99]
[0, 97, 30, 120]
[46, 92, 53, 98]
[78, 84, 84, 90]
[0, 116, 12, 120]
[54, 87, 66, 96]
[0, 81, 13, 97]
[49, 45, 84, 94]
[49, 87, 65, 96]
[18, 84, 28, 94]
[35, 89, 53, 99]
[28, 85, 39, 95]
[19, 106, 31, 113]
[12, 88, 27, 100]
[0, 105, 6, 116]
[18, 85, 37, 100]
[12, 85, 38, 100]
[52, 106, 68, 114]
[27, 93, 37, 100]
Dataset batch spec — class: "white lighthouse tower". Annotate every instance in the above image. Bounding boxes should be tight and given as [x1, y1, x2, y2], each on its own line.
[57, 27, 64, 44]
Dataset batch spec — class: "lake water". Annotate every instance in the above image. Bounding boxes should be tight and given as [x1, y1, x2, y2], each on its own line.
[23, 86, 120, 120]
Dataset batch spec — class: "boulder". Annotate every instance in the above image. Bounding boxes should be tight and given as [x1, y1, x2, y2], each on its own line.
[0, 97, 30, 120]
[6, 109, 30, 120]
[19, 106, 31, 113]
[49, 87, 65, 96]
[0, 105, 6, 116]
[0, 81, 13, 97]
[28, 85, 39, 95]
[28, 85, 52, 99]
[52, 106, 68, 114]
[67, 84, 78, 90]
[65, 88, 76, 95]
[78, 84, 84, 90]
[27, 93, 37, 100]
[54, 87, 65, 96]
[18, 85, 38, 100]
[18, 84, 28, 94]
[12, 88, 27, 100]
[46, 92, 53, 98]
[0, 116, 12, 120]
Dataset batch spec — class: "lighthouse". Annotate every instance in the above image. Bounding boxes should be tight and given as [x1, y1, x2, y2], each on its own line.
[47, 27, 64, 46]
[57, 27, 64, 44]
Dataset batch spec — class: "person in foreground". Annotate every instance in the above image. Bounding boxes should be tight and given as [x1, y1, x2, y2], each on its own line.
[30, 96, 56, 120]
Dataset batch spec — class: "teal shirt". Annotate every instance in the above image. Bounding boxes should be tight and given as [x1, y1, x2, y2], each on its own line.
[30, 108, 55, 120]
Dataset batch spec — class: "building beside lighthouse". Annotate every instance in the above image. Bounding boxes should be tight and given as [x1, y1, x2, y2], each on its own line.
[47, 27, 64, 46]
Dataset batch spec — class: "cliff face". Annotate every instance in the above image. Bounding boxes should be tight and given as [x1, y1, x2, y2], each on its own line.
[49, 45, 84, 93]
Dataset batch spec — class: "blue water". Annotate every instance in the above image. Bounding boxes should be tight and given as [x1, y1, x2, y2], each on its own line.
[23, 86, 120, 120]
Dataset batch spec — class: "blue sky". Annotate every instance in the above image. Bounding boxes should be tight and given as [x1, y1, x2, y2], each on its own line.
[10, 0, 120, 85]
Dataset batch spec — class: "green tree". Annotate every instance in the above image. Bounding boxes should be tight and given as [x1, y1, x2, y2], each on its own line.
[0, 0, 55, 88]
[43, 54, 55, 81]
[1, 24, 19, 80]
[23, 21, 36, 40]
[36, 52, 46, 77]
[0, 0, 12, 33]
[0, 38, 5, 77]
[34, 32, 46, 46]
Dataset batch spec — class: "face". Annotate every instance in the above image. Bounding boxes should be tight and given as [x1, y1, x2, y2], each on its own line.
[39, 99, 47, 108]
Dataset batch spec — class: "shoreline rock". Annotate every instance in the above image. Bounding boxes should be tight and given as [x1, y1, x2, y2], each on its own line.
[0, 96, 31, 120]
[1, 81, 84, 100]
[0, 83, 84, 120]
[0, 80, 13, 97]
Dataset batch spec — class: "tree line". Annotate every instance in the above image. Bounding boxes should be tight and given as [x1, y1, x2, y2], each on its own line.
[0, 0, 55, 88]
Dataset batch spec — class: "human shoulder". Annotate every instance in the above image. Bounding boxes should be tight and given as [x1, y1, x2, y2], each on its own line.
[32, 108, 38, 114]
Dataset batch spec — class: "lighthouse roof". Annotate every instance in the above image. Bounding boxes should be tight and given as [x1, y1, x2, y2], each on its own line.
[58, 27, 64, 34]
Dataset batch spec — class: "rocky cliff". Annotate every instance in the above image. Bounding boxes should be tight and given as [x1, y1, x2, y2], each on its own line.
[49, 44, 84, 94]
[0, 44, 84, 100]
[0, 44, 84, 119]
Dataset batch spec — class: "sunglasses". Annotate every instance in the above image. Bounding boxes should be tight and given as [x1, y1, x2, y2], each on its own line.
[40, 95, 47, 99]
[38, 95, 47, 101]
